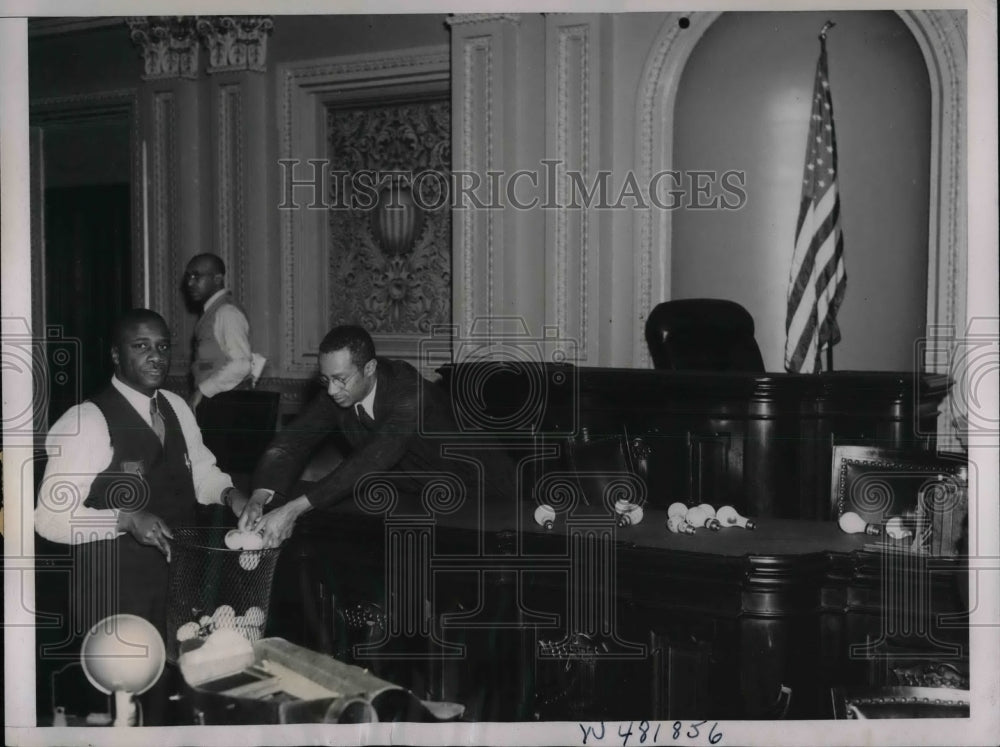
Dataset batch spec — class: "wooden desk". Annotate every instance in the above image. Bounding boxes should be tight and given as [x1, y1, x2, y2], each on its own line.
[435, 366, 949, 519]
[273, 499, 967, 721]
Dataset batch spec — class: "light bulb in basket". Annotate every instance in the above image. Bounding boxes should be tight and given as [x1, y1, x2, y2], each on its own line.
[717, 505, 756, 530]
[885, 516, 913, 540]
[838, 511, 881, 536]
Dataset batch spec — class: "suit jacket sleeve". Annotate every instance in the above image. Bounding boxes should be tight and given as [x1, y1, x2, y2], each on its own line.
[251, 393, 342, 497]
[301, 378, 424, 510]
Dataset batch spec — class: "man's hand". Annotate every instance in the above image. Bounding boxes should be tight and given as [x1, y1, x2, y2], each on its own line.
[237, 489, 274, 532]
[253, 495, 311, 548]
[224, 487, 250, 520]
[188, 389, 204, 412]
[117, 509, 175, 561]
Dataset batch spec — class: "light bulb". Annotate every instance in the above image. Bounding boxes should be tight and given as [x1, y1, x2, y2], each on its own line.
[716, 505, 756, 530]
[697, 503, 717, 518]
[616, 503, 644, 527]
[684, 505, 707, 527]
[885, 516, 912, 540]
[667, 502, 689, 520]
[534, 504, 556, 530]
[685, 505, 721, 531]
[666, 515, 695, 535]
[838, 511, 880, 536]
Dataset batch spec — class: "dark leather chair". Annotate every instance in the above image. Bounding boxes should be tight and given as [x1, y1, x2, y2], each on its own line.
[645, 299, 765, 372]
[829, 445, 969, 706]
[829, 444, 968, 554]
[830, 685, 969, 719]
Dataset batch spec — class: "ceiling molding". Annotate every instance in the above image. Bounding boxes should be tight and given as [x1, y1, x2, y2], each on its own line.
[28, 17, 123, 38]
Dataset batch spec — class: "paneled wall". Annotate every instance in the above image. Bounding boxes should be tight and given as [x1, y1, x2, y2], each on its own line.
[673, 11, 931, 372]
[450, 11, 966, 376]
[29, 13, 966, 422]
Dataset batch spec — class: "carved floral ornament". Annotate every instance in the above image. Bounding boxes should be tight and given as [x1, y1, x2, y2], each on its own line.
[327, 100, 452, 335]
[125, 16, 274, 79]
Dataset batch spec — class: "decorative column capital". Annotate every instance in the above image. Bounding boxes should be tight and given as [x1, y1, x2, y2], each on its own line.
[196, 16, 274, 74]
[125, 16, 200, 80]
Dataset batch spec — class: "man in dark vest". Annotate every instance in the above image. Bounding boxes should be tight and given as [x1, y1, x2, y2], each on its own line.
[35, 309, 251, 722]
[183, 253, 265, 460]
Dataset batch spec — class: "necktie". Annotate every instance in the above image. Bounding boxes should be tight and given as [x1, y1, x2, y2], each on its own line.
[150, 394, 166, 445]
[356, 403, 375, 430]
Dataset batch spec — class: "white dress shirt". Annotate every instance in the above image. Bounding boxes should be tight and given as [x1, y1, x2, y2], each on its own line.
[35, 376, 233, 545]
[198, 288, 253, 398]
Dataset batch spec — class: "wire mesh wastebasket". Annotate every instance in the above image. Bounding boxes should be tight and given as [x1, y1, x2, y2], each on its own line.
[166, 528, 282, 663]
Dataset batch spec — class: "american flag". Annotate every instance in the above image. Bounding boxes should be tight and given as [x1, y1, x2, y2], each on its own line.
[784, 32, 847, 373]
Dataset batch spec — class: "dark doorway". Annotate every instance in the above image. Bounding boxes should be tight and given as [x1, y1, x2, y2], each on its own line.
[43, 183, 132, 423]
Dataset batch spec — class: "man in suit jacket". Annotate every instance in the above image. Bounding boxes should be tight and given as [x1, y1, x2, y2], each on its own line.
[242, 325, 516, 546]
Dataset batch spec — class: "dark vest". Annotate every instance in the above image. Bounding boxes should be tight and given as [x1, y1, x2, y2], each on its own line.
[191, 291, 251, 389]
[73, 385, 198, 640]
[86, 385, 198, 526]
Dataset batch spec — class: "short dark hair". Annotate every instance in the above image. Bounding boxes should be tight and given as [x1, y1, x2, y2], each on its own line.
[319, 325, 375, 367]
[111, 308, 169, 347]
[189, 252, 225, 276]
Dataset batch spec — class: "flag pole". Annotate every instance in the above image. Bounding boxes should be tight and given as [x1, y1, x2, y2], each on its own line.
[785, 18, 847, 375]
[822, 20, 835, 374]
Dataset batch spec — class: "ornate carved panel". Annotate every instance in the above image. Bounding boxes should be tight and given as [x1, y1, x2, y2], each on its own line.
[150, 91, 178, 333]
[326, 99, 452, 335]
[277, 46, 449, 373]
[549, 18, 599, 362]
[216, 83, 246, 301]
[125, 17, 199, 80]
[196, 16, 274, 74]
[455, 33, 497, 338]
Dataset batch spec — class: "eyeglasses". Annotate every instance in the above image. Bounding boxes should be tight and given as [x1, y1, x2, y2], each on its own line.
[321, 369, 359, 391]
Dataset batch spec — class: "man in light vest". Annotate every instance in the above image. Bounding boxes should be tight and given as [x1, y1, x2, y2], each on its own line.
[183, 253, 266, 456]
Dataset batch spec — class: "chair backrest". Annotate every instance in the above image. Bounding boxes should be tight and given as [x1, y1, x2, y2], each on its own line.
[829, 445, 967, 554]
[830, 685, 969, 719]
[645, 299, 765, 372]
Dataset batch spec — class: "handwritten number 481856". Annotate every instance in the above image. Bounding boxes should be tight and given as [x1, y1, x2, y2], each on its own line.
[579, 720, 723, 746]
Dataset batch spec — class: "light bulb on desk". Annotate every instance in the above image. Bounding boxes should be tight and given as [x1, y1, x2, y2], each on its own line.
[666, 515, 696, 535]
[697, 503, 717, 518]
[684, 505, 721, 531]
[838, 511, 881, 536]
[667, 502, 689, 520]
[717, 505, 756, 530]
[615, 501, 644, 527]
[533, 504, 556, 530]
